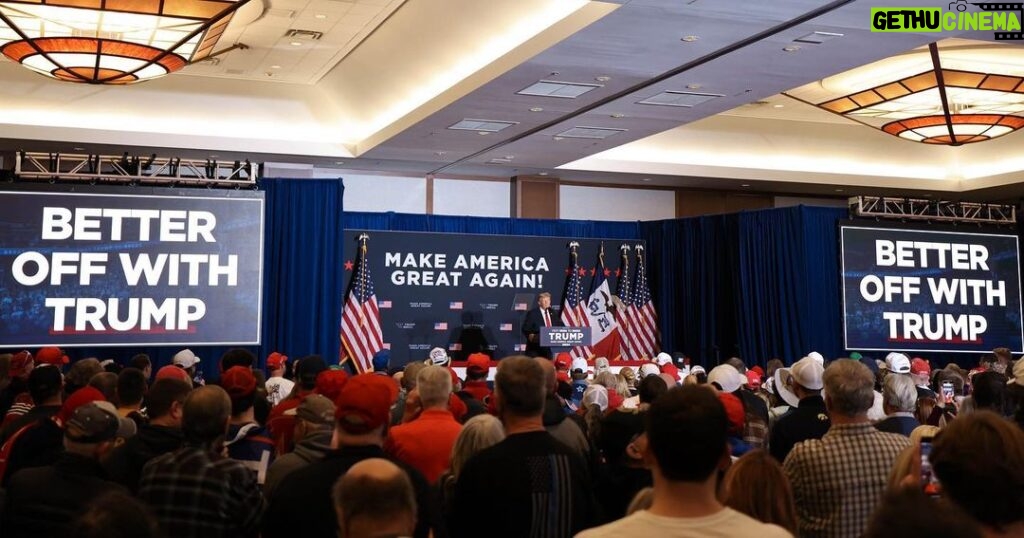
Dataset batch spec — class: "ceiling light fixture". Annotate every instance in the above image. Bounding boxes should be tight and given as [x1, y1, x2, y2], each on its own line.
[681, 35, 699, 42]
[290, 41, 303, 46]
[595, 75, 610, 82]
[783, 45, 801, 52]
[529, 107, 544, 112]
[0, 0, 250, 84]
[270, 64, 281, 69]
[785, 39, 1024, 146]
[314, 13, 327, 19]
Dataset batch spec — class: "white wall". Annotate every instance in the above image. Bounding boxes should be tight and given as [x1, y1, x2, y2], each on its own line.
[560, 185, 674, 221]
[433, 179, 510, 217]
[319, 171, 427, 213]
[774, 196, 848, 208]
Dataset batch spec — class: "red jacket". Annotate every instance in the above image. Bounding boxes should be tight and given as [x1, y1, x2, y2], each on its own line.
[386, 408, 462, 484]
[461, 381, 492, 404]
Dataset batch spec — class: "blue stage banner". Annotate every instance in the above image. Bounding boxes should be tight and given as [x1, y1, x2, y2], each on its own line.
[840, 223, 1023, 354]
[0, 187, 264, 347]
[343, 229, 645, 365]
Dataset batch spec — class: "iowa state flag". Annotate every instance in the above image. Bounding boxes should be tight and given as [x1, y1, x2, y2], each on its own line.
[583, 243, 622, 361]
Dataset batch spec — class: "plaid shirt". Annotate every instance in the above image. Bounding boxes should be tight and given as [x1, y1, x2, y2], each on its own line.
[139, 445, 265, 538]
[784, 423, 910, 538]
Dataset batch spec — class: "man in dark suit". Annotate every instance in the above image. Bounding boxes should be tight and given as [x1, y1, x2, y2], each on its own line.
[522, 292, 561, 359]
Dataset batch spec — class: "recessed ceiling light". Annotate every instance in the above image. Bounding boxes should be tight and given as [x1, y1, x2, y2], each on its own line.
[538, 172, 549, 176]
[783, 45, 800, 52]
[681, 35, 699, 42]
[553, 137, 564, 141]
[290, 41, 303, 46]
[73, 146, 85, 151]
[334, 161, 345, 165]
[642, 178, 651, 182]
[835, 188, 845, 192]
[314, 13, 327, 19]
[478, 131, 490, 135]
[209, 154, 219, 158]
[529, 107, 544, 112]
[610, 113, 625, 118]
[504, 155, 514, 160]
[595, 75, 611, 82]
[270, 65, 282, 69]
[434, 151, 446, 156]
[686, 83, 702, 89]
[773, 104, 785, 108]
[449, 119, 518, 132]
[741, 184, 751, 187]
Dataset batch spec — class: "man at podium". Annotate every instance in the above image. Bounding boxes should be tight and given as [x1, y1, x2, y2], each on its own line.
[522, 292, 562, 358]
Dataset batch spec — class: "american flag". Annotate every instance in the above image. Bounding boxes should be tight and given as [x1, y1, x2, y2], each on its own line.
[614, 245, 638, 360]
[340, 235, 384, 374]
[629, 245, 659, 359]
[560, 242, 592, 360]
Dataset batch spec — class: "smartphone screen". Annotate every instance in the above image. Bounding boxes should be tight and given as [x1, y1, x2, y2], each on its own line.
[920, 438, 941, 497]
[941, 381, 955, 404]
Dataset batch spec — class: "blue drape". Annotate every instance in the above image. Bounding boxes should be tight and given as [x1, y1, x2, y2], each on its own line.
[639, 206, 847, 367]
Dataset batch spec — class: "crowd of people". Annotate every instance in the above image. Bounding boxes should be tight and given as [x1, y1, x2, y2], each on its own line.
[0, 344, 1022, 538]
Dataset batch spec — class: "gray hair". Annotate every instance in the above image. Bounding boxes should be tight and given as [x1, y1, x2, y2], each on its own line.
[882, 373, 917, 413]
[823, 359, 876, 417]
[416, 365, 452, 409]
[595, 371, 618, 390]
[449, 414, 505, 478]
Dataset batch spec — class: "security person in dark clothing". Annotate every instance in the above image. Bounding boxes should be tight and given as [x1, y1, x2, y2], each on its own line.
[770, 356, 831, 462]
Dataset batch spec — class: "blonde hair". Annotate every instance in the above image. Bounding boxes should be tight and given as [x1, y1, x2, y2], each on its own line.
[720, 450, 798, 535]
[448, 414, 505, 479]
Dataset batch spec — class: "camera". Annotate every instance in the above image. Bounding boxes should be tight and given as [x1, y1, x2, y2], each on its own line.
[949, 0, 968, 12]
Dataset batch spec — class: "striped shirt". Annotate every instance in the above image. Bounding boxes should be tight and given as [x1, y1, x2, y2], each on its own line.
[784, 422, 910, 538]
[138, 445, 265, 538]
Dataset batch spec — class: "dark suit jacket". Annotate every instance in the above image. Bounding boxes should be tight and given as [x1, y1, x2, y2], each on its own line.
[522, 307, 562, 358]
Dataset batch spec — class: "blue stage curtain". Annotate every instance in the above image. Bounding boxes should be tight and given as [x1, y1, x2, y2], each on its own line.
[641, 206, 848, 367]
[260, 178, 346, 364]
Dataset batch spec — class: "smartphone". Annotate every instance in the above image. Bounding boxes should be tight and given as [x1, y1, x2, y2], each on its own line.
[941, 381, 955, 404]
[920, 437, 941, 497]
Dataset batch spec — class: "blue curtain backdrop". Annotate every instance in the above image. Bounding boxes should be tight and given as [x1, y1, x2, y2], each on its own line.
[640, 206, 848, 368]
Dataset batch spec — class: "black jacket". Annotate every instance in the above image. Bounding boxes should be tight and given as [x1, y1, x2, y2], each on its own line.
[262, 444, 446, 538]
[770, 395, 831, 462]
[104, 424, 184, 492]
[2, 453, 128, 538]
[522, 307, 562, 358]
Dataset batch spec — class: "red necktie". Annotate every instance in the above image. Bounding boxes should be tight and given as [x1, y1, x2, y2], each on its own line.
[543, 310, 551, 327]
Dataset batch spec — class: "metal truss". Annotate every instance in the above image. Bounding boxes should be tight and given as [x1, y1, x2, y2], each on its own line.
[14, 151, 258, 187]
[849, 196, 1017, 224]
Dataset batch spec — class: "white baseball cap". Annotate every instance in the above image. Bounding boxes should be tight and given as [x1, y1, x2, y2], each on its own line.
[885, 352, 911, 374]
[689, 365, 706, 376]
[571, 357, 589, 373]
[594, 357, 610, 374]
[654, 352, 673, 366]
[791, 356, 825, 390]
[708, 365, 745, 393]
[639, 363, 661, 378]
[426, 347, 449, 366]
[172, 349, 200, 369]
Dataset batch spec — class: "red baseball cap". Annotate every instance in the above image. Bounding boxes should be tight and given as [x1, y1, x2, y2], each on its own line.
[660, 363, 680, 382]
[718, 392, 745, 436]
[334, 374, 398, 434]
[556, 371, 570, 384]
[750, 365, 765, 378]
[315, 370, 350, 402]
[57, 386, 106, 425]
[910, 358, 931, 376]
[745, 370, 763, 389]
[155, 365, 193, 385]
[554, 353, 572, 372]
[36, 346, 69, 366]
[221, 366, 256, 399]
[267, 352, 288, 370]
[466, 353, 490, 374]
